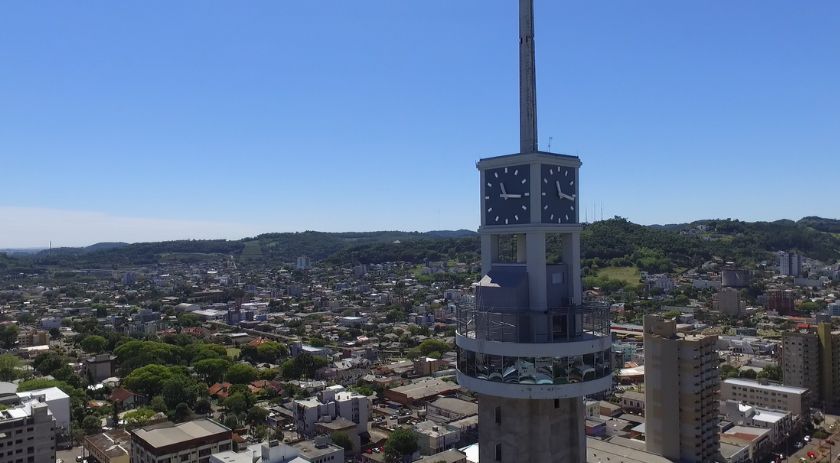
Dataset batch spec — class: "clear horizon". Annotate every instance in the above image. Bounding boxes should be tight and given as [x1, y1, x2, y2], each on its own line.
[2, 1, 839, 247]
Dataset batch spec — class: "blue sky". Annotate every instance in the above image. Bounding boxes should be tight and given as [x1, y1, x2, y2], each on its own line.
[1, 1, 838, 247]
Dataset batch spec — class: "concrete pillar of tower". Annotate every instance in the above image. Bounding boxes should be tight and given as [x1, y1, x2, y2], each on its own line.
[526, 231, 547, 311]
[478, 394, 585, 463]
[516, 234, 527, 263]
[562, 231, 582, 305]
[481, 234, 495, 275]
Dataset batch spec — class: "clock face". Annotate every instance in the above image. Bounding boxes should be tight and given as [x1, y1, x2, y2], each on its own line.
[484, 165, 530, 225]
[541, 164, 577, 224]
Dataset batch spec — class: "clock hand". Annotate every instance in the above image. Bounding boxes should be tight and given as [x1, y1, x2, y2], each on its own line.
[559, 192, 576, 201]
[556, 180, 562, 198]
[500, 183, 507, 195]
[500, 193, 522, 199]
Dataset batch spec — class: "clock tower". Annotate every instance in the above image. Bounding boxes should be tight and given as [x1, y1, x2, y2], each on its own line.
[455, 2, 612, 462]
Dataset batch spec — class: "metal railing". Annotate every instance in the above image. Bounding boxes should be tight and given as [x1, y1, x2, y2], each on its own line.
[456, 302, 610, 343]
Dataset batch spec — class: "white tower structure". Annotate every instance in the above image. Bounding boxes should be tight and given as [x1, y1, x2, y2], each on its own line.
[455, 2, 612, 462]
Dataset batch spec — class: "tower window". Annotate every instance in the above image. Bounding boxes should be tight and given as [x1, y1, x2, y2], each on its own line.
[495, 406, 501, 424]
[554, 399, 560, 408]
[495, 443, 502, 461]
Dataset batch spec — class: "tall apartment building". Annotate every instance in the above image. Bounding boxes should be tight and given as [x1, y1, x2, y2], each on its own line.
[129, 419, 232, 463]
[782, 321, 840, 411]
[713, 287, 743, 317]
[644, 315, 720, 463]
[766, 289, 796, 315]
[779, 251, 802, 277]
[0, 401, 57, 463]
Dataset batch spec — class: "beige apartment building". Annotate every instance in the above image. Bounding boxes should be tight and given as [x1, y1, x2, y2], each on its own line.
[721, 378, 810, 415]
[0, 401, 57, 463]
[782, 320, 840, 412]
[644, 315, 720, 463]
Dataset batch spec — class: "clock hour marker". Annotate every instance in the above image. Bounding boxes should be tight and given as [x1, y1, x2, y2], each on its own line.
[487, 207, 492, 212]
[524, 192, 529, 196]
[485, 196, 489, 200]
[487, 182, 492, 187]
[564, 169, 568, 176]
[543, 178, 547, 184]
[571, 206, 574, 211]
[570, 181, 574, 186]
[543, 205, 548, 210]
[514, 169, 518, 176]
[558, 218, 562, 224]
[504, 167, 508, 173]
[549, 168, 554, 175]
[495, 216, 499, 222]
[541, 192, 545, 196]
[494, 172, 499, 178]
[514, 215, 519, 221]
[565, 214, 569, 221]
[521, 178, 526, 184]
[550, 214, 554, 220]
[521, 205, 527, 211]
[505, 218, 509, 225]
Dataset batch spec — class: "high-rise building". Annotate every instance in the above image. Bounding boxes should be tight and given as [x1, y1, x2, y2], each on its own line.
[0, 400, 57, 463]
[779, 251, 802, 277]
[782, 320, 840, 412]
[766, 289, 796, 315]
[454, 2, 612, 462]
[713, 287, 743, 317]
[296, 255, 311, 270]
[643, 315, 720, 463]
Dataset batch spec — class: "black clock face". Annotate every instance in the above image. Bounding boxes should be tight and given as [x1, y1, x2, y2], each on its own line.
[541, 164, 577, 224]
[484, 165, 530, 225]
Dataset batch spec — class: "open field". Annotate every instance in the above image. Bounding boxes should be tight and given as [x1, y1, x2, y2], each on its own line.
[596, 266, 641, 287]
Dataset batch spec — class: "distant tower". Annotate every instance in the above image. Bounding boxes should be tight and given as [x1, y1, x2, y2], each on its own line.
[455, 2, 612, 462]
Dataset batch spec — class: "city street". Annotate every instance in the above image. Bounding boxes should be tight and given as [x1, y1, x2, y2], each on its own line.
[56, 446, 83, 463]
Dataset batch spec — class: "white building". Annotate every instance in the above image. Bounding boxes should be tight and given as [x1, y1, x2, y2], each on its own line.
[294, 385, 369, 436]
[414, 420, 461, 456]
[17, 386, 71, 435]
[211, 438, 343, 463]
[720, 401, 792, 448]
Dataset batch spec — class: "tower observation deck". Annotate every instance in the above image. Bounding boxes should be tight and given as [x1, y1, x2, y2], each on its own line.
[454, 2, 612, 462]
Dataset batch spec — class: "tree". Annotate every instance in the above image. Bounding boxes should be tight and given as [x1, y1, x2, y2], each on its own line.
[82, 415, 101, 435]
[162, 376, 202, 410]
[33, 352, 67, 376]
[0, 354, 20, 381]
[194, 358, 231, 383]
[80, 335, 108, 354]
[224, 393, 251, 415]
[194, 398, 212, 415]
[226, 363, 258, 384]
[331, 432, 354, 453]
[246, 406, 269, 426]
[172, 403, 193, 423]
[0, 324, 19, 349]
[150, 396, 168, 413]
[757, 365, 783, 382]
[49, 327, 62, 339]
[739, 369, 758, 379]
[123, 407, 157, 429]
[123, 364, 175, 397]
[384, 427, 418, 463]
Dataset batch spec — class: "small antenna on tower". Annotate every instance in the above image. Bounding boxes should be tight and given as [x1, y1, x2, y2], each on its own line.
[547, 136, 553, 152]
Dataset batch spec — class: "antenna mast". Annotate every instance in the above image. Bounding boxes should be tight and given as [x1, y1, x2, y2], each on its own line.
[519, 0, 538, 154]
